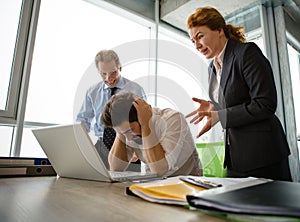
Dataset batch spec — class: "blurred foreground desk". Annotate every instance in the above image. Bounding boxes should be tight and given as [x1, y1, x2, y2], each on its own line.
[0, 177, 227, 222]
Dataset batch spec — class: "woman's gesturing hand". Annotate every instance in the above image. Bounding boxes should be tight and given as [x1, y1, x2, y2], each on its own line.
[185, 98, 219, 138]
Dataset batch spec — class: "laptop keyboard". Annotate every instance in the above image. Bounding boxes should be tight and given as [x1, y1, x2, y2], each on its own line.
[109, 171, 159, 182]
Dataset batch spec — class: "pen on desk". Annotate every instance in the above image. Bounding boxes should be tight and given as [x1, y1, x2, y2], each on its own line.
[179, 176, 222, 189]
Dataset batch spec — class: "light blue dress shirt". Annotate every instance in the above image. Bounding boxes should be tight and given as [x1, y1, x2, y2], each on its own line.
[76, 76, 146, 137]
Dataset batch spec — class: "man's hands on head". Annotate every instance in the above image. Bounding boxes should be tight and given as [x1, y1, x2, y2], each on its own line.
[132, 96, 153, 129]
[132, 96, 168, 175]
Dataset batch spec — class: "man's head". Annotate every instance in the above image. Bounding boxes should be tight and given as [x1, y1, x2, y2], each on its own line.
[101, 92, 142, 143]
[95, 49, 121, 88]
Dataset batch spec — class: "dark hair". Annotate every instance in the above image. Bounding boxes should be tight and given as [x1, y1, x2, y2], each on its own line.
[187, 7, 246, 43]
[101, 92, 138, 127]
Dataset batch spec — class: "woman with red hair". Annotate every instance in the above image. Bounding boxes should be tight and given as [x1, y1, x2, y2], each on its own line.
[186, 7, 292, 181]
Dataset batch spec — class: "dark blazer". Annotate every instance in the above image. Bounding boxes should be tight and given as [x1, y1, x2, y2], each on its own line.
[209, 39, 290, 172]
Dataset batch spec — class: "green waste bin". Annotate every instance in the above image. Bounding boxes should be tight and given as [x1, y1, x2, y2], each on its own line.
[196, 142, 226, 177]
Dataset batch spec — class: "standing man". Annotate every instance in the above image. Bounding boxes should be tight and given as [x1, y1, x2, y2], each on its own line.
[77, 49, 146, 169]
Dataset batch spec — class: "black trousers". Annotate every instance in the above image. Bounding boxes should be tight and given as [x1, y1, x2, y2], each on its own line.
[226, 158, 292, 181]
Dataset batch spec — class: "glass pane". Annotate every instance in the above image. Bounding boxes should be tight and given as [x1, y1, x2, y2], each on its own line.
[157, 33, 222, 143]
[0, 125, 14, 156]
[20, 127, 47, 157]
[287, 44, 300, 160]
[288, 44, 300, 133]
[22, 0, 150, 156]
[0, 0, 23, 110]
[25, 0, 150, 124]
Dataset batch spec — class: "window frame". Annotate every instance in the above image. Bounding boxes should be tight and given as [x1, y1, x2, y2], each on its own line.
[0, 0, 38, 124]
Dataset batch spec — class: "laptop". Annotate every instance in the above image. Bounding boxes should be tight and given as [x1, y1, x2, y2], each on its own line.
[32, 122, 157, 182]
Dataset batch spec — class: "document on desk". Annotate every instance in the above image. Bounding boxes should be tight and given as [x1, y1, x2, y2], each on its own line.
[127, 176, 263, 205]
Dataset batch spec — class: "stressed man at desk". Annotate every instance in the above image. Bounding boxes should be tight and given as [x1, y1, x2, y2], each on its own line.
[101, 92, 203, 177]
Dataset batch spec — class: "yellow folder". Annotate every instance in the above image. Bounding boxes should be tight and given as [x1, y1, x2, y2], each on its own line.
[128, 176, 207, 205]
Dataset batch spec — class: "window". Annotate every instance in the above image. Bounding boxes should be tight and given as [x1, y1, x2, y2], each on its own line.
[0, 0, 34, 157]
[21, 0, 151, 157]
[4, 0, 297, 160]
[157, 32, 214, 142]
[287, 43, 300, 158]
[0, 126, 14, 156]
[0, 0, 22, 115]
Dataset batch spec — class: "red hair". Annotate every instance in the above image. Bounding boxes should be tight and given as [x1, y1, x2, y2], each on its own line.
[187, 7, 246, 43]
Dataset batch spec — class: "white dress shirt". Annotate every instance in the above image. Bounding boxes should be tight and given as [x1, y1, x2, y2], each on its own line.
[125, 107, 203, 176]
[212, 40, 228, 103]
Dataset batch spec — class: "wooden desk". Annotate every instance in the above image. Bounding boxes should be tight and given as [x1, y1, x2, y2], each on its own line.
[0, 176, 227, 222]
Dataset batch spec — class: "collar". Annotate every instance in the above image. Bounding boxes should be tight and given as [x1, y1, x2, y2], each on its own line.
[215, 40, 228, 67]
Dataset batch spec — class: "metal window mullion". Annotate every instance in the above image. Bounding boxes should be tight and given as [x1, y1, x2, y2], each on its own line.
[12, 0, 41, 156]
[261, 5, 286, 128]
[154, 0, 159, 106]
[274, 5, 300, 182]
